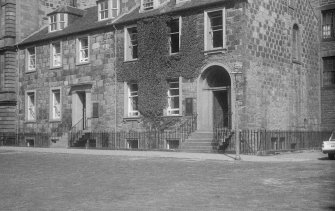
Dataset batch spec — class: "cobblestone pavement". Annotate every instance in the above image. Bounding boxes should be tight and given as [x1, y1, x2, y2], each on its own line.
[0, 148, 334, 210]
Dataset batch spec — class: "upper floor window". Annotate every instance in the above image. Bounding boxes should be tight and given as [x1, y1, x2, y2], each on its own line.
[322, 10, 335, 40]
[77, 37, 90, 64]
[204, 8, 226, 51]
[51, 89, 61, 120]
[98, 0, 119, 21]
[292, 24, 300, 61]
[167, 79, 181, 116]
[26, 47, 36, 72]
[49, 13, 68, 32]
[168, 17, 181, 54]
[124, 26, 138, 61]
[128, 83, 139, 117]
[323, 57, 335, 86]
[51, 42, 62, 68]
[26, 91, 36, 121]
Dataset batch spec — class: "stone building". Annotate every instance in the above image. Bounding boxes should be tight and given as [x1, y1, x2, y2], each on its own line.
[0, 0, 96, 133]
[17, 0, 320, 149]
[310, 0, 335, 130]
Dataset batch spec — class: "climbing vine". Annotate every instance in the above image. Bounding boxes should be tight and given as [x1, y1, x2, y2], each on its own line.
[117, 14, 204, 128]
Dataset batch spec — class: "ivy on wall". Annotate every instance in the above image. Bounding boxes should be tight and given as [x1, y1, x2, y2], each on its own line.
[118, 14, 204, 128]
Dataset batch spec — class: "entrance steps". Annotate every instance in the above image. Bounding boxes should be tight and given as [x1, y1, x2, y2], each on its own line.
[181, 131, 217, 153]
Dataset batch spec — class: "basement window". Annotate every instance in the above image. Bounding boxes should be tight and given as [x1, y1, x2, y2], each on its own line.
[167, 139, 179, 150]
[127, 139, 139, 149]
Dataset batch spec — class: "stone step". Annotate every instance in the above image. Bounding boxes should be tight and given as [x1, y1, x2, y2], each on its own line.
[182, 141, 215, 146]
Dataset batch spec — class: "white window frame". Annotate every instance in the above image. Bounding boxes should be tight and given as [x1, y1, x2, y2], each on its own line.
[169, 16, 182, 55]
[98, 0, 119, 21]
[49, 13, 68, 32]
[142, 0, 154, 10]
[77, 36, 90, 64]
[50, 42, 62, 68]
[127, 83, 139, 117]
[26, 47, 36, 72]
[124, 26, 138, 61]
[26, 90, 36, 121]
[204, 8, 226, 51]
[50, 88, 62, 121]
[166, 78, 182, 116]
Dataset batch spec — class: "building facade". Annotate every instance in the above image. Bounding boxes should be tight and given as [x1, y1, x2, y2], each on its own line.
[311, 0, 335, 130]
[17, 0, 320, 148]
[0, 0, 96, 133]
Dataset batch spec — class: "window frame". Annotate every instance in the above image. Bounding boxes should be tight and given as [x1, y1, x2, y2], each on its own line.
[204, 8, 226, 52]
[322, 56, 335, 87]
[50, 42, 62, 68]
[50, 87, 62, 121]
[292, 24, 300, 62]
[127, 83, 140, 117]
[176, 0, 190, 4]
[124, 25, 138, 61]
[25, 90, 37, 122]
[166, 78, 182, 116]
[168, 16, 182, 55]
[322, 9, 335, 41]
[98, 0, 119, 21]
[26, 47, 36, 72]
[77, 36, 90, 64]
[142, 0, 155, 11]
[49, 13, 68, 32]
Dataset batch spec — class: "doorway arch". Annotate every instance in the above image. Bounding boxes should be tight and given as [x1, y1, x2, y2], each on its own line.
[197, 65, 232, 131]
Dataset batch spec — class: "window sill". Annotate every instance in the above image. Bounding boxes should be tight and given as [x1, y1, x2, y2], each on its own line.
[204, 48, 227, 55]
[50, 66, 62, 70]
[322, 85, 335, 89]
[26, 70, 36, 73]
[321, 39, 335, 42]
[292, 59, 302, 65]
[25, 120, 37, 123]
[124, 59, 138, 63]
[76, 62, 90, 66]
[163, 115, 182, 118]
[123, 116, 141, 123]
[49, 119, 61, 123]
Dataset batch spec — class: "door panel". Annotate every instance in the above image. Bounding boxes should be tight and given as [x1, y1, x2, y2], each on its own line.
[213, 91, 230, 128]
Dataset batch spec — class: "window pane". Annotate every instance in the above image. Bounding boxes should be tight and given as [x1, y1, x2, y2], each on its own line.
[112, 0, 117, 8]
[212, 30, 223, 48]
[60, 13, 64, 21]
[80, 38, 88, 48]
[111, 9, 117, 18]
[169, 19, 179, 33]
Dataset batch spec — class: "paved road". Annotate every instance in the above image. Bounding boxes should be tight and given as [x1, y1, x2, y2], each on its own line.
[0, 147, 334, 210]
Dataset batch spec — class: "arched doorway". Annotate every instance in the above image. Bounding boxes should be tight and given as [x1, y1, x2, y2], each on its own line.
[197, 65, 232, 131]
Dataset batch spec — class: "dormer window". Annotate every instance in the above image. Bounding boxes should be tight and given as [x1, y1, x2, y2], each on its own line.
[98, 0, 119, 21]
[143, 0, 154, 10]
[49, 13, 68, 32]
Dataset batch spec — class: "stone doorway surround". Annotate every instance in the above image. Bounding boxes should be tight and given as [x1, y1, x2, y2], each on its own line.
[197, 63, 235, 131]
[70, 83, 92, 129]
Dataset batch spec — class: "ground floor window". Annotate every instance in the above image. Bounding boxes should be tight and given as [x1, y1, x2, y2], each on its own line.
[167, 79, 181, 116]
[323, 57, 335, 86]
[26, 91, 36, 121]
